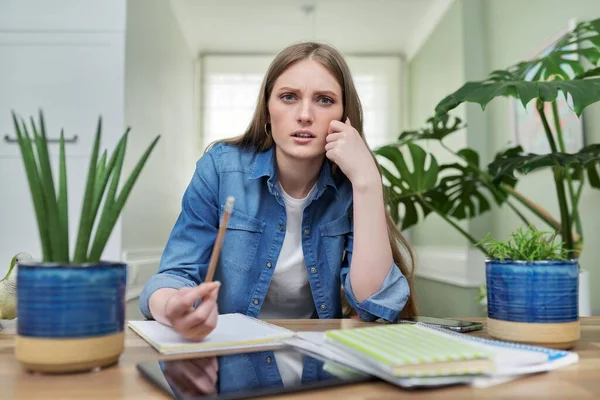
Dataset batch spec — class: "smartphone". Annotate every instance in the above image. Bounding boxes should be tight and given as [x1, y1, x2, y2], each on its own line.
[397, 316, 483, 333]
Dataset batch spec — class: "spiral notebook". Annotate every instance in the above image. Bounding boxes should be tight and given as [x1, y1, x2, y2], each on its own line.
[284, 322, 578, 384]
[128, 313, 295, 355]
[413, 323, 579, 376]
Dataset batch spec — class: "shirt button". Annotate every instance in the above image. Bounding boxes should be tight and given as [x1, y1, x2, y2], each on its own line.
[266, 261, 272, 268]
[265, 356, 272, 364]
[275, 192, 280, 197]
[320, 304, 327, 311]
[310, 267, 317, 274]
[253, 299, 259, 305]
[279, 224, 284, 231]
[303, 228, 310, 236]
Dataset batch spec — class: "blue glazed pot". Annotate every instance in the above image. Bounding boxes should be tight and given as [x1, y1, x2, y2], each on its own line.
[15, 261, 127, 373]
[485, 259, 580, 349]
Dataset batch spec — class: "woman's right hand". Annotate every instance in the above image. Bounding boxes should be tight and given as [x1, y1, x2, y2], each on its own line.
[163, 282, 221, 341]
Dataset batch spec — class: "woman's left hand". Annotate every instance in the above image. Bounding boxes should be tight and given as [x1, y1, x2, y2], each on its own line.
[325, 118, 380, 189]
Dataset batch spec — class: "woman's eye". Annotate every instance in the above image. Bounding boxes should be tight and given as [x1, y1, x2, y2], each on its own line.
[281, 94, 296, 101]
[318, 97, 334, 105]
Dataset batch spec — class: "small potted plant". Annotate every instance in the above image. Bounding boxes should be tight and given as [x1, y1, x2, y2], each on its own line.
[11, 111, 159, 373]
[478, 225, 579, 349]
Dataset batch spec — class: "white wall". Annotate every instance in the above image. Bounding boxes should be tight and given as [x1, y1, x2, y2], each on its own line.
[123, 0, 197, 317]
[123, 0, 197, 252]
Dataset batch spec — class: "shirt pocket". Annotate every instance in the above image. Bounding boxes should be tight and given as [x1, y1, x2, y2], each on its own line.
[220, 205, 265, 273]
[319, 214, 352, 274]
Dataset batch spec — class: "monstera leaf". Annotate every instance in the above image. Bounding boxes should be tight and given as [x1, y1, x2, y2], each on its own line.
[488, 144, 600, 182]
[437, 152, 492, 220]
[375, 143, 443, 229]
[435, 76, 600, 117]
[395, 114, 465, 144]
[434, 18, 600, 118]
[489, 145, 524, 189]
[435, 148, 518, 220]
[513, 18, 600, 81]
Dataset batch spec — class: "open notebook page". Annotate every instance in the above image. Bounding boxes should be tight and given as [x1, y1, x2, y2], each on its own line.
[129, 313, 295, 355]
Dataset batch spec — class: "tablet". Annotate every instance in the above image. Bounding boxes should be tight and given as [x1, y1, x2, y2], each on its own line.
[137, 348, 374, 399]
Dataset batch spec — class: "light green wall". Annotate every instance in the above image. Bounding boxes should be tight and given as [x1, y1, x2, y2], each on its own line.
[408, 0, 600, 316]
[407, 0, 468, 247]
[414, 278, 485, 318]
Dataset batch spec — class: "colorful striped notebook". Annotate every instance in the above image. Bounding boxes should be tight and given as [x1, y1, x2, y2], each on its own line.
[323, 323, 495, 377]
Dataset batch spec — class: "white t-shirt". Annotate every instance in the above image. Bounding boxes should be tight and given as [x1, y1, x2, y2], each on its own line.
[258, 181, 317, 386]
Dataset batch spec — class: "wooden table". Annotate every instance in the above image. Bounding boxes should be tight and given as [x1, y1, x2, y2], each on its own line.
[1, 317, 599, 399]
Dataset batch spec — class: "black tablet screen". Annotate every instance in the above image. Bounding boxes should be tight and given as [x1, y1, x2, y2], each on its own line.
[137, 348, 373, 399]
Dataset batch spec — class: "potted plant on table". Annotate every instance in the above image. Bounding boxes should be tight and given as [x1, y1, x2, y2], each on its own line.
[478, 225, 579, 349]
[11, 111, 159, 373]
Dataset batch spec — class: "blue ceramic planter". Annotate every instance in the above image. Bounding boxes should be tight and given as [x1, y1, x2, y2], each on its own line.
[486, 259, 579, 323]
[485, 259, 580, 349]
[15, 261, 127, 373]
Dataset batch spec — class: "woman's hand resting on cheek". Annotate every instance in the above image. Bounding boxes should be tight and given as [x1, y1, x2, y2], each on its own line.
[163, 282, 220, 341]
[325, 118, 380, 190]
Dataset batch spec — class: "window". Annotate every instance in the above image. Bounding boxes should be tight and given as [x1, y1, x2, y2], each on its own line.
[200, 54, 404, 151]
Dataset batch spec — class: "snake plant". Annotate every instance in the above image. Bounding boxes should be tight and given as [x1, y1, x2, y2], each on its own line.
[11, 110, 160, 264]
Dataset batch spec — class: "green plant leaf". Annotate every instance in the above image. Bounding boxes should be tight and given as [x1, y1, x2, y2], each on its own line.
[73, 117, 102, 264]
[435, 77, 600, 118]
[88, 134, 160, 262]
[395, 114, 465, 144]
[436, 149, 491, 219]
[492, 145, 523, 182]
[430, 147, 519, 220]
[375, 143, 442, 230]
[31, 112, 65, 262]
[478, 225, 568, 261]
[512, 18, 600, 82]
[94, 150, 108, 200]
[435, 18, 600, 119]
[12, 113, 51, 261]
[90, 131, 129, 237]
[488, 144, 600, 182]
[88, 130, 128, 263]
[57, 130, 69, 263]
[587, 161, 600, 188]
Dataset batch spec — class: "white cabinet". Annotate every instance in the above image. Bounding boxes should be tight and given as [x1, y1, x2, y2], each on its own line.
[0, 0, 126, 272]
[0, 0, 125, 31]
[0, 32, 125, 158]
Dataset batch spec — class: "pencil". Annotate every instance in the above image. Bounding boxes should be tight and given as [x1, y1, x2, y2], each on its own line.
[205, 196, 235, 283]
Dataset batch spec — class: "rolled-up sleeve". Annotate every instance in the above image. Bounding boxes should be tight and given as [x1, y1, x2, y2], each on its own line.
[340, 226, 410, 322]
[139, 145, 223, 319]
[342, 262, 409, 322]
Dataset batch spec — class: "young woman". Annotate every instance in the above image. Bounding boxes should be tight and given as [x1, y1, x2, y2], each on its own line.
[139, 41, 417, 388]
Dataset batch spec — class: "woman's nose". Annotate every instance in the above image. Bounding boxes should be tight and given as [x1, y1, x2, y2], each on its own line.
[296, 100, 314, 124]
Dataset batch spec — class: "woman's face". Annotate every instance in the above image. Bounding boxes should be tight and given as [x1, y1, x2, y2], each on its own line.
[267, 58, 344, 163]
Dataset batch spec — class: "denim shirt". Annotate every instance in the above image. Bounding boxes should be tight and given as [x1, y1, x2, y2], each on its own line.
[139, 142, 410, 385]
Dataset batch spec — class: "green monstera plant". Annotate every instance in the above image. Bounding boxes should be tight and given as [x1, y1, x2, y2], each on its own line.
[375, 115, 560, 254]
[376, 17, 600, 260]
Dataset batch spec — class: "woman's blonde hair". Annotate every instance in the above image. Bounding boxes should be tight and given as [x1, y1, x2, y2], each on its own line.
[213, 41, 417, 318]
